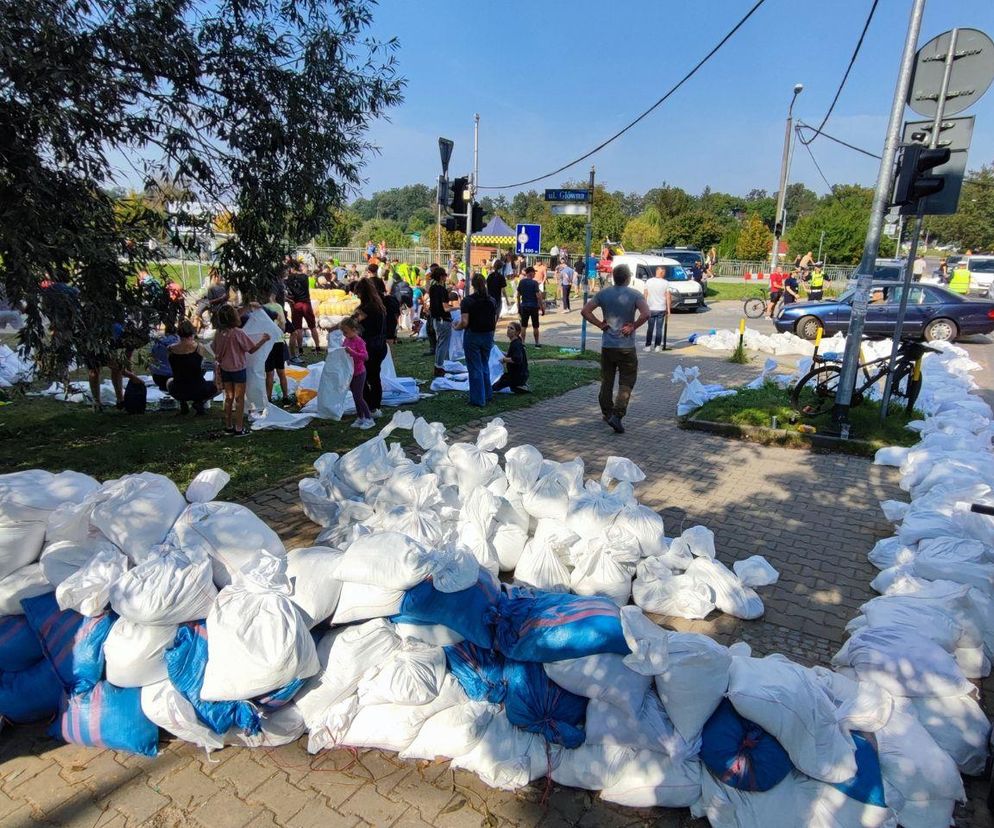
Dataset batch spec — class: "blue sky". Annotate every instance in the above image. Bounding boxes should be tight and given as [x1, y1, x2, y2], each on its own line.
[360, 0, 994, 198]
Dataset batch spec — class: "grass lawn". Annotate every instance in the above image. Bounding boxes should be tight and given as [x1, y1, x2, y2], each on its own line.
[693, 381, 919, 448]
[155, 262, 212, 291]
[0, 338, 598, 500]
[706, 282, 840, 303]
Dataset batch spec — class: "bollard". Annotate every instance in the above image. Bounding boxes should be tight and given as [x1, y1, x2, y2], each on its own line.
[738, 317, 746, 350]
[812, 325, 823, 361]
[662, 312, 669, 351]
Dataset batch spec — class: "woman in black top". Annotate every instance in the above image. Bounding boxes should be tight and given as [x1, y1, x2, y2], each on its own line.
[372, 275, 401, 344]
[167, 320, 218, 415]
[354, 278, 387, 416]
[454, 274, 498, 407]
[493, 321, 530, 394]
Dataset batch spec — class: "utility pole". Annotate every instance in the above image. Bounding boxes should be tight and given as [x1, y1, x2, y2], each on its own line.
[770, 83, 803, 274]
[580, 166, 596, 353]
[831, 0, 926, 436]
[464, 114, 479, 277]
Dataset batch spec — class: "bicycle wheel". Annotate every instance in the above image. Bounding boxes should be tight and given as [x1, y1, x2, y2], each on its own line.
[790, 364, 842, 417]
[889, 359, 923, 414]
[743, 297, 766, 319]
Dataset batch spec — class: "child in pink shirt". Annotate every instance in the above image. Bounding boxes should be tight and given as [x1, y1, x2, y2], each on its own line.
[212, 304, 270, 436]
[340, 317, 374, 429]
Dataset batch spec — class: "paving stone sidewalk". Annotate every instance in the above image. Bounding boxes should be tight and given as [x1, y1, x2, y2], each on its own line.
[2, 345, 991, 828]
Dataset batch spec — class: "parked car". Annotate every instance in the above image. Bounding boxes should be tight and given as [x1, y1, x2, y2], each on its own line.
[773, 282, 994, 342]
[609, 254, 705, 310]
[845, 258, 906, 285]
[953, 255, 994, 296]
[649, 247, 705, 272]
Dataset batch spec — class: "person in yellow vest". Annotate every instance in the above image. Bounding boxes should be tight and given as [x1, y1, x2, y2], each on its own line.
[949, 262, 971, 295]
[808, 263, 826, 301]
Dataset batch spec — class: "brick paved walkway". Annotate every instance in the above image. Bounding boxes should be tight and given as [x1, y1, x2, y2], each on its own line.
[2, 344, 991, 828]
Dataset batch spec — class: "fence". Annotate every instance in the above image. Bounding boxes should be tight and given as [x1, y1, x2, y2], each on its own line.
[714, 259, 857, 281]
[293, 246, 462, 268]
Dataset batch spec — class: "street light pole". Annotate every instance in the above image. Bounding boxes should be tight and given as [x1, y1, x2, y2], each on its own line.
[770, 83, 803, 274]
[464, 114, 479, 276]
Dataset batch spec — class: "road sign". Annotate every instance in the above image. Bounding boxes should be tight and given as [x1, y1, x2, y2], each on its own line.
[544, 188, 591, 202]
[515, 224, 541, 255]
[908, 28, 994, 117]
[438, 138, 454, 175]
[899, 116, 974, 215]
[550, 203, 591, 216]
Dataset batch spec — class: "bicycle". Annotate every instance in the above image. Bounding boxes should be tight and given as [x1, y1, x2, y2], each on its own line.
[790, 339, 936, 417]
[743, 287, 783, 319]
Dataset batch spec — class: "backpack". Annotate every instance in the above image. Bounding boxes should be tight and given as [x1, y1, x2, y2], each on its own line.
[122, 379, 147, 414]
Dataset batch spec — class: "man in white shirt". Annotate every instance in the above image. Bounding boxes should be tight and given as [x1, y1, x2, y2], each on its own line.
[643, 267, 673, 352]
[912, 255, 926, 281]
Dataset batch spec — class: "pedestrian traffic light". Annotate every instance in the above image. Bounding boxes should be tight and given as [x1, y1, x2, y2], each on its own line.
[471, 203, 484, 233]
[892, 144, 951, 212]
[449, 176, 469, 216]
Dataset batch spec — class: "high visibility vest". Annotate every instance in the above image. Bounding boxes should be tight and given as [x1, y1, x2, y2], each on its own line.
[949, 267, 970, 294]
[810, 270, 824, 289]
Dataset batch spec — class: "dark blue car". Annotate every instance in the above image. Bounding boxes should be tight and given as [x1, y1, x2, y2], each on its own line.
[773, 282, 994, 343]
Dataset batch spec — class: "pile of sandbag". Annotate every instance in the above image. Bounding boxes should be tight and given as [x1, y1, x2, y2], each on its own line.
[691, 327, 848, 357]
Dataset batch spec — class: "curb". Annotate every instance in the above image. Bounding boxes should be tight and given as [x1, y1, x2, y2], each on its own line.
[679, 415, 881, 457]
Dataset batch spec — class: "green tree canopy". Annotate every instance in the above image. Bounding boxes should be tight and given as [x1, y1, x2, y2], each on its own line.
[736, 213, 772, 261]
[925, 161, 994, 251]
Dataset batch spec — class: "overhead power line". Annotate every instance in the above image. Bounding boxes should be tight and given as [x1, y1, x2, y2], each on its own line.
[796, 121, 881, 159]
[796, 126, 834, 191]
[799, 0, 880, 146]
[478, 0, 769, 190]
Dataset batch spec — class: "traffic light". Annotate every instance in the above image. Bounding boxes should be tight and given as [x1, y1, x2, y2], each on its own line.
[471, 203, 484, 233]
[436, 175, 450, 207]
[892, 144, 951, 211]
[449, 176, 469, 216]
[774, 221, 783, 238]
[442, 216, 460, 232]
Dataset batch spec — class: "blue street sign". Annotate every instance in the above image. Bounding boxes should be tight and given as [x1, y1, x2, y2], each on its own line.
[544, 188, 591, 202]
[515, 223, 542, 255]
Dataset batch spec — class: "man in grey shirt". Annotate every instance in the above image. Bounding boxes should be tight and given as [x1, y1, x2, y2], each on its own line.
[580, 264, 650, 433]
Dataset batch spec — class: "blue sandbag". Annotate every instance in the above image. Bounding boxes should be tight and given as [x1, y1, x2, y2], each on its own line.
[256, 678, 304, 712]
[831, 731, 886, 807]
[0, 615, 44, 672]
[0, 659, 64, 723]
[444, 641, 506, 703]
[393, 569, 500, 649]
[21, 592, 113, 693]
[164, 622, 260, 736]
[502, 659, 587, 749]
[700, 699, 793, 792]
[51, 682, 159, 757]
[492, 588, 629, 663]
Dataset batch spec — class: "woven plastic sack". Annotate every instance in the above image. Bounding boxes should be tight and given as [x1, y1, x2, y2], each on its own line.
[51, 682, 159, 757]
[103, 620, 175, 688]
[0, 614, 43, 671]
[109, 547, 217, 627]
[0, 564, 52, 615]
[89, 473, 185, 562]
[0, 658, 62, 723]
[444, 640, 507, 703]
[393, 569, 499, 649]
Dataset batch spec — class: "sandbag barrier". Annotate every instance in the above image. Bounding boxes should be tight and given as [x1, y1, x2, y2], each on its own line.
[0, 352, 989, 825]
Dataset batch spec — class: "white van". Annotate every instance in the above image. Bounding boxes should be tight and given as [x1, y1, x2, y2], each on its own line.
[609, 254, 705, 311]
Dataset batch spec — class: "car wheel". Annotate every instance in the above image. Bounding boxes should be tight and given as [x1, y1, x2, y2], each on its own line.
[795, 315, 822, 341]
[924, 317, 958, 343]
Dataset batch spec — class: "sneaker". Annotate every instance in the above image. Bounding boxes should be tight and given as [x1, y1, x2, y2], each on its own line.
[357, 418, 375, 430]
[655, 346, 663, 353]
[224, 426, 236, 434]
[371, 409, 383, 418]
[606, 414, 625, 434]
[232, 428, 249, 437]
[289, 356, 305, 366]
[643, 346, 654, 353]
[349, 418, 363, 428]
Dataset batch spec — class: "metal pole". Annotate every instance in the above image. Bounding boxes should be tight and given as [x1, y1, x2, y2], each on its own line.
[817, 230, 825, 264]
[463, 114, 479, 277]
[770, 85, 802, 274]
[436, 202, 441, 265]
[580, 166, 595, 353]
[831, 0, 926, 437]
[880, 26, 958, 419]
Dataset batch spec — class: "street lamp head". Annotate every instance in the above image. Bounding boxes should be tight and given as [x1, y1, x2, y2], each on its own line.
[793, 83, 804, 95]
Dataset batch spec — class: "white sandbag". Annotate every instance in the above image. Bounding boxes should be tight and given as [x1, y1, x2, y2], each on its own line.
[565, 482, 625, 539]
[550, 744, 632, 792]
[103, 620, 176, 687]
[544, 653, 652, 717]
[457, 487, 501, 575]
[0, 563, 51, 615]
[491, 522, 529, 572]
[859, 591, 981, 652]
[599, 751, 702, 808]
[200, 554, 319, 701]
[391, 622, 463, 647]
[632, 558, 716, 619]
[400, 700, 498, 761]
[451, 710, 554, 791]
[569, 526, 641, 606]
[809, 666, 894, 734]
[240, 309, 282, 412]
[377, 503, 444, 547]
[600, 456, 646, 489]
[0, 521, 47, 580]
[315, 345, 353, 420]
[832, 625, 973, 698]
[184, 469, 230, 504]
[357, 638, 447, 707]
[908, 694, 990, 776]
[140, 680, 225, 752]
[286, 546, 344, 628]
[522, 459, 584, 520]
[333, 531, 434, 591]
[913, 546, 994, 592]
[513, 520, 577, 593]
[447, 442, 500, 499]
[429, 543, 479, 594]
[297, 478, 338, 528]
[109, 547, 216, 626]
[653, 632, 731, 743]
[612, 503, 667, 558]
[685, 557, 764, 619]
[727, 654, 857, 784]
[878, 499, 909, 523]
[336, 435, 395, 494]
[668, 525, 716, 560]
[732, 555, 780, 587]
[169, 501, 286, 588]
[89, 473, 186, 562]
[585, 692, 690, 759]
[55, 544, 129, 616]
[331, 580, 405, 625]
[45, 499, 103, 545]
[503, 444, 544, 493]
[918, 535, 993, 564]
[867, 536, 915, 571]
[875, 709, 965, 828]
[0, 469, 99, 523]
[225, 704, 306, 748]
[474, 418, 508, 451]
[874, 446, 909, 467]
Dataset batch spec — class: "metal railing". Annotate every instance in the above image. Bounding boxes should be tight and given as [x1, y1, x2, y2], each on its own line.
[293, 246, 462, 268]
[714, 259, 857, 281]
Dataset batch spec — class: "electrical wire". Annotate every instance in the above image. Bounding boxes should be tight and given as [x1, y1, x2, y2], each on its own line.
[799, 0, 880, 146]
[477, 0, 769, 190]
[796, 121, 881, 159]
[797, 126, 834, 191]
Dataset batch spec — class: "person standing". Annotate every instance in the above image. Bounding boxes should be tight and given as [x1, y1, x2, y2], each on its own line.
[913, 255, 927, 282]
[783, 269, 801, 306]
[353, 278, 387, 418]
[808, 263, 825, 301]
[455, 274, 498, 407]
[286, 264, 320, 360]
[643, 267, 673, 353]
[212, 304, 270, 437]
[938, 258, 949, 284]
[516, 266, 544, 346]
[767, 269, 785, 318]
[340, 317, 375, 430]
[580, 264, 650, 434]
[557, 260, 576, 313]
[486, 262, 507, 316]
[429, 267, 454, 375]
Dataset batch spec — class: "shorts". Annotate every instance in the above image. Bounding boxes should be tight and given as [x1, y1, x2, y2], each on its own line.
[265, 342, 287, 372]
[769, 290, 783, 303]
[220, 368, 247, 384]
[290, 301, 315, 328]
[808, 289, 823, 301]
[519, 307, 540, 329]
[82, 353, 105, 371]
